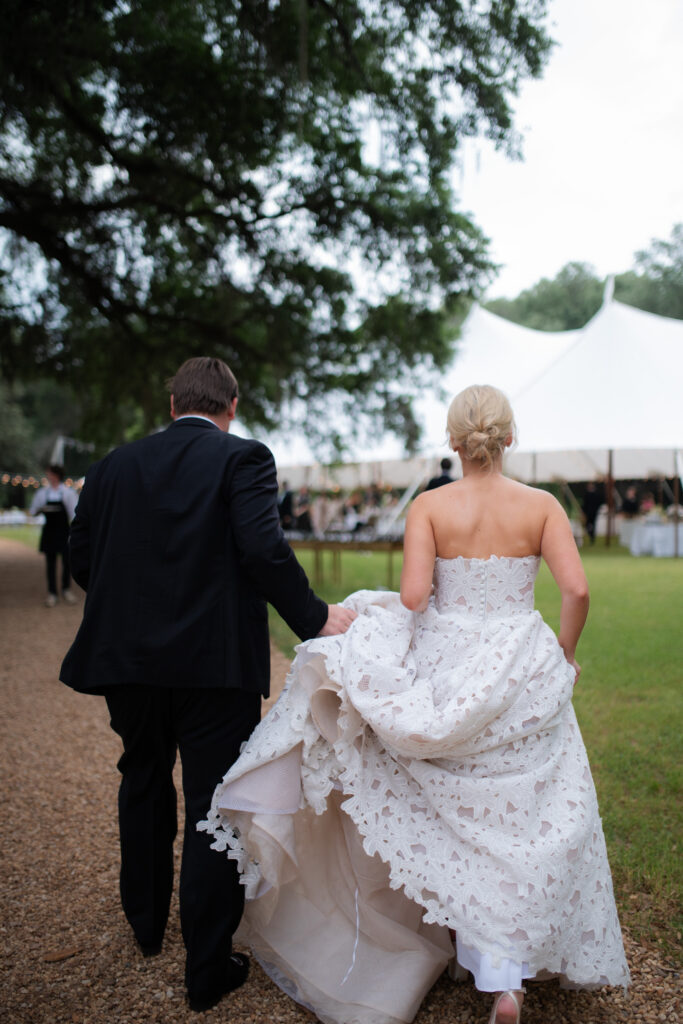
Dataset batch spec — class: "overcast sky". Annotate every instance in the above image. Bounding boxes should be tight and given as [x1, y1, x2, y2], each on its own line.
[456, 0, 683, 300]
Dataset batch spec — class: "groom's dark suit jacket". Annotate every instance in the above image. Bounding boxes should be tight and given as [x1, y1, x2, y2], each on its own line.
[60, 417, 327, 695]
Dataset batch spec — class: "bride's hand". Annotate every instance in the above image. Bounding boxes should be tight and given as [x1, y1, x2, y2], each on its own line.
[568, 657, 581, 683]
[318, 604, 358, 636]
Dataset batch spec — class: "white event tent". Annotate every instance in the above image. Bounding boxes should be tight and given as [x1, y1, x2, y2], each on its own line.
[505, 297, 683, 485]
[243, 296, 683, 490]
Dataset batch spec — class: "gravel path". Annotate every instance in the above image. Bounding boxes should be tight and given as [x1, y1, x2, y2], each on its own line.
[0, 538, 679, 1023]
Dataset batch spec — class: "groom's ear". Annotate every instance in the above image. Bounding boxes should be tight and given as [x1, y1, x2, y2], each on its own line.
[170, 395, 177, 420]
[228, 396, 238, 421]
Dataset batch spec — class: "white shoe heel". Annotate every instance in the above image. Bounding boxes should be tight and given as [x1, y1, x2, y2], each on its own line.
[488, 989, 524, 1024]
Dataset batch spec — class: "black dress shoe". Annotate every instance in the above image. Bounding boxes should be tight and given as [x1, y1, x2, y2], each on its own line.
[188, 952, 250, 1013]
[138, 940, 163, 957]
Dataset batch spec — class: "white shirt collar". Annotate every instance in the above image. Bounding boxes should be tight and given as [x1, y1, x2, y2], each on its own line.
[174, 414, 220, 428]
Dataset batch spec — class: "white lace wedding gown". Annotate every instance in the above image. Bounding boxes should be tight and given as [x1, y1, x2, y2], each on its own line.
[200, 556, 629, 1024]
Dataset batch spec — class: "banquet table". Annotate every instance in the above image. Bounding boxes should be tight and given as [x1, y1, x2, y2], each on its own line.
[629, 520, 682, 557]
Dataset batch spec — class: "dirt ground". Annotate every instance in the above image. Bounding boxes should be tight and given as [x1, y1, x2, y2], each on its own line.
[0, 537, 679, 1023]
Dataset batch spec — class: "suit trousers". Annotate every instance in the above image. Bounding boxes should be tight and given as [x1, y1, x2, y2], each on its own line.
[104, 685, 261, 997]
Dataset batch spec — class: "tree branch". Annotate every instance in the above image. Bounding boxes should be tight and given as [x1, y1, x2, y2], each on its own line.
[310, 0, 370, 86]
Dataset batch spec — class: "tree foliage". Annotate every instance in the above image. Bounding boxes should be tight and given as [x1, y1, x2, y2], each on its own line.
[0, 0, 552, 453]
[616, 224, 683, 321]
[486, 262, 604, 331]
[0, 373, 87, 478]
[0, 381, 35, 473]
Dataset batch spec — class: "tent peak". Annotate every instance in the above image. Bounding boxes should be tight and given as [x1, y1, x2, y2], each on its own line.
[602, 275, 615, 306]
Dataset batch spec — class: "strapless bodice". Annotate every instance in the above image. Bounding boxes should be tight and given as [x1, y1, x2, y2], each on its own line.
[433, 555, 540, 621]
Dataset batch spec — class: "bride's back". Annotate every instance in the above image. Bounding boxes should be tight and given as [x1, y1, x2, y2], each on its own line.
[422, 473, 550, 561]
[419, 384, 552, 560]
[401, 384, 586, 630]
[403, 385, 585, 614]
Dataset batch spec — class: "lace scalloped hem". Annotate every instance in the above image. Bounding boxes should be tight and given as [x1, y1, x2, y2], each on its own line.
[199, 789, 629, 993]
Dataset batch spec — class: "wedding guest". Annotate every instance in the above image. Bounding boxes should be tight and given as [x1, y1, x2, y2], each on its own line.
[30, 465, 78, 606]
[295, 486, 313, 534]
[278, 480, 294, 529]
[621, 486, 640, 518]
[581, 481, 603, 544]
[311, 492, 334, 534]
[342, 497, 367, 533]
[366, 482, 383, 508]
[425, 457, 454, 490]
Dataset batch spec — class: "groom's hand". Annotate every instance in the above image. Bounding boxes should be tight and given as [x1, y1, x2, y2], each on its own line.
[318, 604, 357, 636]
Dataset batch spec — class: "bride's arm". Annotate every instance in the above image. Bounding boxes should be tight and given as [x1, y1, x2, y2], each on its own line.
[400, 496, 436, 611]
[540, 495, 590, 679]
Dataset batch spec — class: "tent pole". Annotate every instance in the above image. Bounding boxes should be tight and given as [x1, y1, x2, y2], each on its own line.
[562, 482, 581, 517]
[606, 450, 614, 547]
[674, 450, 680, 559]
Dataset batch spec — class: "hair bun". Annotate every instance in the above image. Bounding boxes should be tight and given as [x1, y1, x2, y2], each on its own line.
[446, 385, 516, 468]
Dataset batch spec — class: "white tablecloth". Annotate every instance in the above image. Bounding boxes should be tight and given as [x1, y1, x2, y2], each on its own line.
[618, 519, 637, 548]
[629, 521, 683, 557]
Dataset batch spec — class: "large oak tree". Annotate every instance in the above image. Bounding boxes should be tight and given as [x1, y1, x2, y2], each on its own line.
[0, 0, 552, 453]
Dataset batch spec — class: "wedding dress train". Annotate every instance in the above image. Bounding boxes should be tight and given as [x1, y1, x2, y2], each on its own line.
[200, 556, 629, 1024]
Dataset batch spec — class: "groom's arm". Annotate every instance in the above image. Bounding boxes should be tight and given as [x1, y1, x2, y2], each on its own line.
[225, 441, 329, 640]
[68, 465, 98, 592]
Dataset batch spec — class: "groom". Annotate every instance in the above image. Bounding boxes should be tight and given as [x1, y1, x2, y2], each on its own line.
[60, 357, 355, 1012]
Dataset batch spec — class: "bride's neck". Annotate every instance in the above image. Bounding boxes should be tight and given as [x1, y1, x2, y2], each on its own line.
[458, 454, 504, 479]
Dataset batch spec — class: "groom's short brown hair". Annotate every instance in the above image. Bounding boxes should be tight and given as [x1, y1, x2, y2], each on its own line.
[169, 357, 238, 415]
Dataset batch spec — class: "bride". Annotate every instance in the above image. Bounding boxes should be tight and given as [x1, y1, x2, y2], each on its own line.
[200, 385, 629, 1024]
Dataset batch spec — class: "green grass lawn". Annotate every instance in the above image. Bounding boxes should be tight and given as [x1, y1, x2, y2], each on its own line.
[272, 541, 682, 955]
[0, 524, 40, 549]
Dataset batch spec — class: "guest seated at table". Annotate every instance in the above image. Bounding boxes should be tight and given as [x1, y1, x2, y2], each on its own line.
[365, 483, 383, 509]
[342, 498, 366, 533]
[621, 486, 640, 518]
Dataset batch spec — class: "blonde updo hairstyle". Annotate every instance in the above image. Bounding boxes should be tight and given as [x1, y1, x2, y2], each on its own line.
[447, 384, 516, 468]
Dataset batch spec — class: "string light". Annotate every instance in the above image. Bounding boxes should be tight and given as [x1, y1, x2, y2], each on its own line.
[1, 473, 79, 489]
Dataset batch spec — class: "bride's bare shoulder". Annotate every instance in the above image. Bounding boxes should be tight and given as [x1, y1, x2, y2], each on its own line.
[414, 480, 461, 504]
[504, 478, 557, 505]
